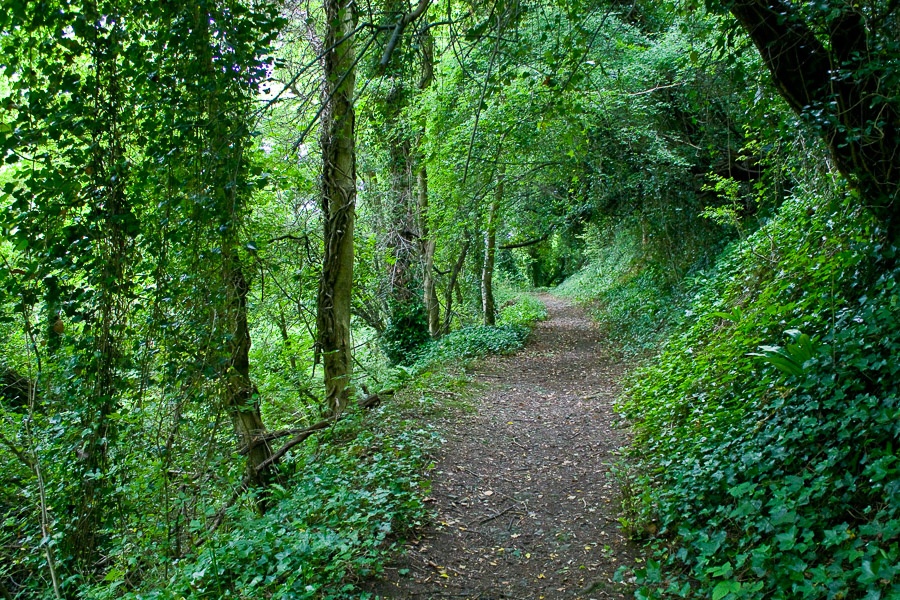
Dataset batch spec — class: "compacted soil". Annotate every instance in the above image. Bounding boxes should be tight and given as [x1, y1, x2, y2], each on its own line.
[363, 294, 636, 599]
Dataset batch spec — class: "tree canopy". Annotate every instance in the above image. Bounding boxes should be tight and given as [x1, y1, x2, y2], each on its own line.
[0, 0, 897, 597]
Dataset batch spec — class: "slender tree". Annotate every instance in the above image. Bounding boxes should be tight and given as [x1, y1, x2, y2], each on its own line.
[417, 26, 441, 336]
[482, 163, 504, 326]
[71, 0, 137, 567]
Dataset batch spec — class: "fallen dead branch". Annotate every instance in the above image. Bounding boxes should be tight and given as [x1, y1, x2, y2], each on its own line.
[208, 390, 394, 539]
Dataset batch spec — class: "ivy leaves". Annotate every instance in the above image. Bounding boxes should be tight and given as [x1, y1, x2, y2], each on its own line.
[621, 194, 900, 598]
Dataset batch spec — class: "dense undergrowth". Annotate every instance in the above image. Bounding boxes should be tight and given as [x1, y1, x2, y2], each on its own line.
[404, 291, 547, 375]
[567, 193, 899, 598]
[141, 416, 434, 600]
[76, 292, 545, 599]
[555, 221, 721, 357]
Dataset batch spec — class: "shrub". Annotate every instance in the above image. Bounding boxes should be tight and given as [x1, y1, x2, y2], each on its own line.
[497, 293, 548, 328]
[411, 324, 531, 371]
[380, 299, 431, 366]
[400, 292, 547, 376]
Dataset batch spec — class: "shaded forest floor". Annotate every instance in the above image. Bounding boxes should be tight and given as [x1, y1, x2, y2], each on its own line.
[362, 294, 636, 599]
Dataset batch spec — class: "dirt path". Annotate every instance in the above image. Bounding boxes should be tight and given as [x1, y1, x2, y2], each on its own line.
[364, 294, 636, 599]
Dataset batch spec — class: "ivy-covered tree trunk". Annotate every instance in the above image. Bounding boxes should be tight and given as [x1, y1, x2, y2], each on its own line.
[192, 1, 272, 483]
[223, 250, 271, 485]
[0, 0, 146, 579]
[728, 0, 900, 241]
[384, 84, 418, 304]
[417, 27, 440, 337]
[317, 0, 358, 415]
[71, 3, 136, 570]
[372, 19, 435, 362]
[482, 166, 503, 326]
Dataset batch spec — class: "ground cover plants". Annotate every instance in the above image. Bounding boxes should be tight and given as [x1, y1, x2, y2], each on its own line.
[2, 0, 899, 596]
[617, 192, 900, 599]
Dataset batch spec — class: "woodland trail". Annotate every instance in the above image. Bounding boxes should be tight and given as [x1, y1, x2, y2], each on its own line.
[363, 294, 636, 599]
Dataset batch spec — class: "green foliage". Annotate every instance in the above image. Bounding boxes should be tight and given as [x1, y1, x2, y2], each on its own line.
[747, 328, 817, 378]
[2, 0, 897, 596]
[380, 299, 431, 366]
[619, 191, 900, 599]
[406, 293, 546, 375]
[84, 408, 436, 599]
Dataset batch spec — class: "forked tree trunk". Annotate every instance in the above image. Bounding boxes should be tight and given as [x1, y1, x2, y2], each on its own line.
[317, 0, 357, 415]
[277, 306, 298, 371]
[442, 237, 469, 335]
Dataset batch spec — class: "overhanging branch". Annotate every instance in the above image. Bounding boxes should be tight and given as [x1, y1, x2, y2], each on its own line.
[379, 0, 433, 69]
[499, 231, 552, 250]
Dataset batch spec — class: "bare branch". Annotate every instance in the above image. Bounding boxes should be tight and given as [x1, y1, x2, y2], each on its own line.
[0, 429, 32, 469]
[499, 231, 552, 250]
[379, 0, 433, 69]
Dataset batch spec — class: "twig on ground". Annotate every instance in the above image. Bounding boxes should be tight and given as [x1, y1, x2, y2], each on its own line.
[477, 504, 517, 525]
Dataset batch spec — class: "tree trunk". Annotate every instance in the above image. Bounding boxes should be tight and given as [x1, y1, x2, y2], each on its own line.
[482, 167, 503, 326]
[385, 88, 417, 303]
[417, 27, 440, 337]
[729, 0, 900, 241]
[317, 0, 357, 416]
[223, 252, 271, 486]
[419, 168, 440, 336]
[192, 1, 272, 484]
[442, 238, 470, 335]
